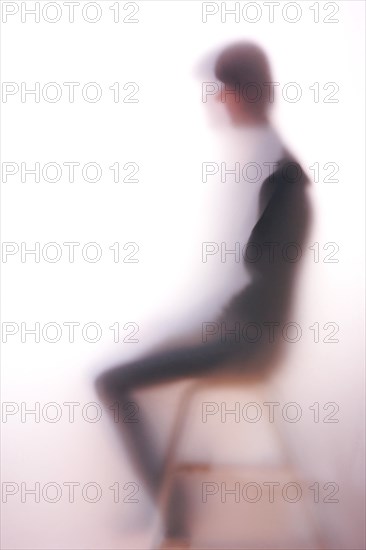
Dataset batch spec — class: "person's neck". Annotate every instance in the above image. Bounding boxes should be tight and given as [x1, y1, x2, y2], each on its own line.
[230, 122, 284, 168]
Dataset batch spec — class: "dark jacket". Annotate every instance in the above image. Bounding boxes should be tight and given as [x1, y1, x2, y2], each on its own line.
[217, 152, 312, 365]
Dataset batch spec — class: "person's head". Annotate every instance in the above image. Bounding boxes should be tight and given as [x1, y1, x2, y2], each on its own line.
[214, 42, 273, 126]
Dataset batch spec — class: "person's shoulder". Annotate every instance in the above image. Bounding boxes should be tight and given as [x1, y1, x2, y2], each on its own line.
[274, 151, 310, 187]
[258, 152, 310, 213]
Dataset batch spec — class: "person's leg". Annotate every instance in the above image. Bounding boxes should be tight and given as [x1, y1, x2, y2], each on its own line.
[95, 340, 240, 538]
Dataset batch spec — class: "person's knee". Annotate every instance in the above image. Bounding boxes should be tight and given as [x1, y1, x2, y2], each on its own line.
[94, 371, 110, 401]
[95, 368, 128, 402]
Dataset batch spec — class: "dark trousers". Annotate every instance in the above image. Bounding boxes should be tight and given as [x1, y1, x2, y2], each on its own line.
[95, 337, 260, 536]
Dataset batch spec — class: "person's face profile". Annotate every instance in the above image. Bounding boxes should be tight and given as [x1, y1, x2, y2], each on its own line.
[205, 85, 268, 128]
[215, 87, 249, 126]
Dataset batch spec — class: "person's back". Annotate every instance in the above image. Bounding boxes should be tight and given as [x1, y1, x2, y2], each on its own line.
[215, 151, 312, 368]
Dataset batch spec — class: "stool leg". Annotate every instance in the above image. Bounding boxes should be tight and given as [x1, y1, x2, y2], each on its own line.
[152, 381, 205, 549]
[261, 383, 328, 550]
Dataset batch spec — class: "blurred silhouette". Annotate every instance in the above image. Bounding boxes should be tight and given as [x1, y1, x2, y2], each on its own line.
[95, 42, 312, 549]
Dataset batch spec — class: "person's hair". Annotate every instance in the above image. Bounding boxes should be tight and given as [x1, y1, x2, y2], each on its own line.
[214, 42, 273, 114]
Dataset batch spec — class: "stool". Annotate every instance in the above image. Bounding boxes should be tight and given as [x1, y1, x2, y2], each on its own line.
[153, 366, 326, 550]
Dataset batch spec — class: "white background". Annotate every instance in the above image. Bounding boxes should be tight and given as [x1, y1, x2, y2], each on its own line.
[1, 1, 365, 549]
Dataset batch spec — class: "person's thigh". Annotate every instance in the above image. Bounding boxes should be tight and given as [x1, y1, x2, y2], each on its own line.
[95, 339, 240, 399]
